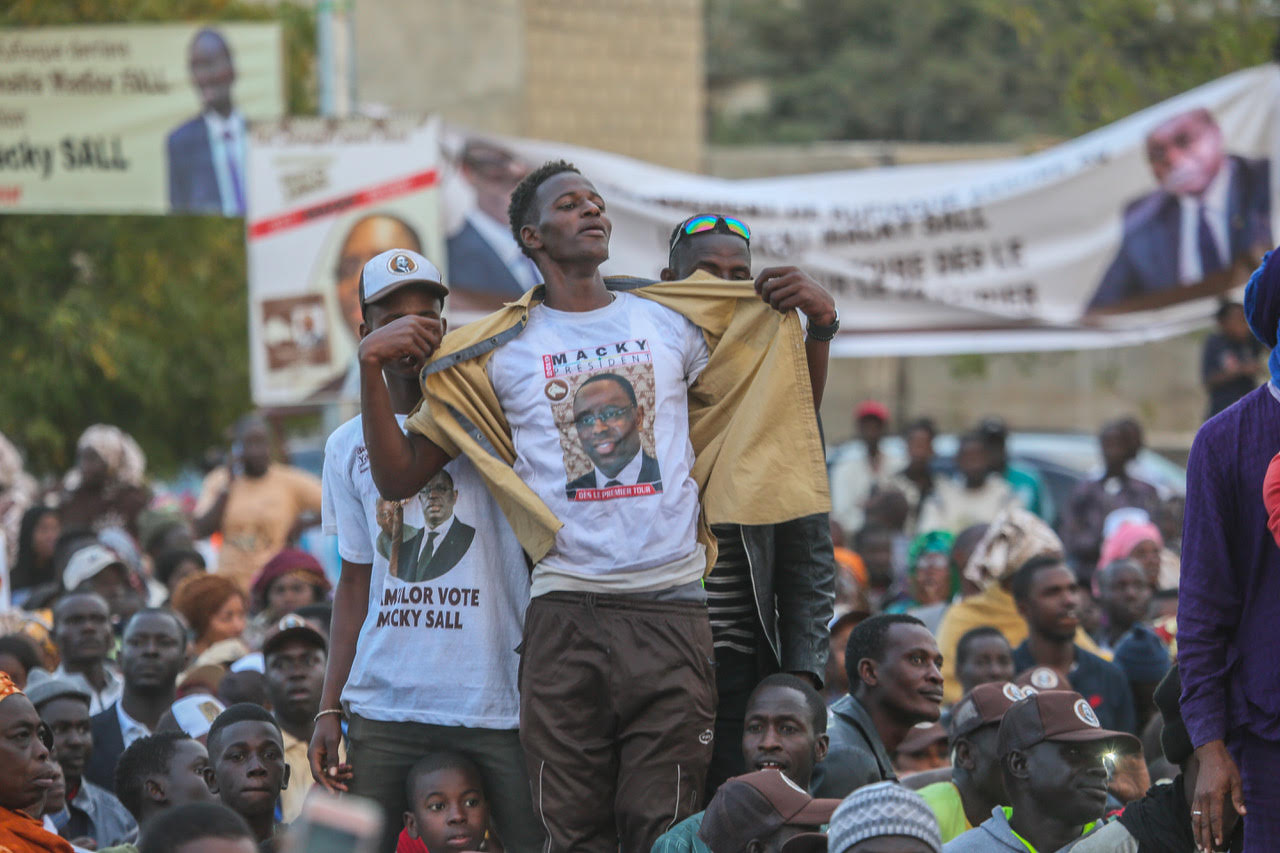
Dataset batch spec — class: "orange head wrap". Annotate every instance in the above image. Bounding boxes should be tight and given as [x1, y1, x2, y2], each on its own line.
[0, 671, 21, 702]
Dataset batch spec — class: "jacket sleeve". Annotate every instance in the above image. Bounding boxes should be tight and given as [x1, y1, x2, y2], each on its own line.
[772, 512, 835, 683]
[1177, 429, 1240, 748]
[810, 728, 880, 799]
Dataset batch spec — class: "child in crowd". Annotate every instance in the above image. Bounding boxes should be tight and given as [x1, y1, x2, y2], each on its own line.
[401, 752, 500, 853]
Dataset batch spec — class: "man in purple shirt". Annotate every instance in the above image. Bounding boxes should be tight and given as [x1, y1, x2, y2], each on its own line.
[1179, 249, 1280, 852]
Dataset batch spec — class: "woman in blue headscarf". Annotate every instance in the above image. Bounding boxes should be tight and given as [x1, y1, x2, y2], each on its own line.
[1179, 250, 1280, 852]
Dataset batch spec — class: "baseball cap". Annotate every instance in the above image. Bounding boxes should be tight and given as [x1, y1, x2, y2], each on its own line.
[949, 681, 1026, 740]
[24, 671, 91, 710]
[359, 248, 448, 307]
[1013, 665, 1066, 693]
[63, 544, 127, 591]
[854, 400, 891, 423]
[898, 722, 947, 755]
[170, 694, 227, 740]
[262, 613, 327, 659]
[697, 770, 840, 853]
[997, 690, 1140, 757]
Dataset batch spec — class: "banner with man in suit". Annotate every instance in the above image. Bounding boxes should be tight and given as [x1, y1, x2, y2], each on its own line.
[0, 23, 282, 214]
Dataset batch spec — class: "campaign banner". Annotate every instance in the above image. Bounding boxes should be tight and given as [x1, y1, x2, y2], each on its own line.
[246, 116, 445, 406]
[0, 22, 283, 215]
[438, 65, 1280, 355]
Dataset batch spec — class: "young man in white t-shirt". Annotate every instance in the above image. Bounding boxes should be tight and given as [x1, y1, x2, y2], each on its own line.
[355, 163, 723, 851]
[308, 248, 543, 853]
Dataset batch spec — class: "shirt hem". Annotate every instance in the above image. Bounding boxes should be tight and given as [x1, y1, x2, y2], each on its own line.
[342, 702, 520, 730]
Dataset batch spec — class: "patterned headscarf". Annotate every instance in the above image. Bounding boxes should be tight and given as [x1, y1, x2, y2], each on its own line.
[963, 507, 1064, 590]
[67, 424, 147, 488]
[0, 671, 22, 702]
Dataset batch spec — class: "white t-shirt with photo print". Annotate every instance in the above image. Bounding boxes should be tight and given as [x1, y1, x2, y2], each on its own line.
[486, 291, 710, 594]
[321, 414, 528, 728]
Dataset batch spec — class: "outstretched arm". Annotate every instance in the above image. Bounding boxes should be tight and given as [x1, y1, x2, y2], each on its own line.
[755, 267, 836, 409]
[358, 316, 452, 499]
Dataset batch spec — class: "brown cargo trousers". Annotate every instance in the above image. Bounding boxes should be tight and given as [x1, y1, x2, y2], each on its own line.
[518, 590, 718, 853]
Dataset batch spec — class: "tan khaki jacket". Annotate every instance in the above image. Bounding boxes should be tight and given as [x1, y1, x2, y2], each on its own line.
[405, 272, 830, 568]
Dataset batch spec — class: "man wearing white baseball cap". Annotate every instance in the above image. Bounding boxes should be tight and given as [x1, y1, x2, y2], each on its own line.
[310, 248, 542, 853]
[63, 544, 138, 621]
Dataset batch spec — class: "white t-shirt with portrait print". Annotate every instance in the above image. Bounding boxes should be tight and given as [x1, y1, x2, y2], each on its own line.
[486, 291, 710, 595]
[321, 414, 528, 729]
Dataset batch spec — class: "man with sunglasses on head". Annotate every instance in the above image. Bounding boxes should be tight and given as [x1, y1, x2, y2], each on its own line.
[357, 161, 833, 852]
[662, 212, 839, 798]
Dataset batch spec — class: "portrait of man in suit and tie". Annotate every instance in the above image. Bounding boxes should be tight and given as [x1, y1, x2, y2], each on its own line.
[374, 497, 421, 580]
[167, 28, 248, 216]
[403, 469, 476, 583]
[446, 139, 542, 305]
[1088, 107, 1272, 312]
[565, 372, 663, 500]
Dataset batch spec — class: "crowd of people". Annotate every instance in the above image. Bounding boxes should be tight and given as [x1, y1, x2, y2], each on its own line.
[0, 158, 1276, 853]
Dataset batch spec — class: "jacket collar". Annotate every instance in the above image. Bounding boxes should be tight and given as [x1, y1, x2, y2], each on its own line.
[422, 275, 661, 379]
[830, 693, 897, 779]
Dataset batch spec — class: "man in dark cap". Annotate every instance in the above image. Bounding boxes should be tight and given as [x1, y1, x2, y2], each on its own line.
[1071, 666, 1243, 851]
[944, 690, 1139, 853]
[918, 682, 1025, 843]
[697, 769, 840, 853]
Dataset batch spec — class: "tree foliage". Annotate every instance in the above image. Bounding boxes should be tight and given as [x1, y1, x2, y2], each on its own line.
[708, 0, 1280, 143]
[0, 1, 315, 476]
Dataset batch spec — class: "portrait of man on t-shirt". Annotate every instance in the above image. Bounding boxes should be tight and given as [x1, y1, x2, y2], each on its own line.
[405, 468, 476, 583]
[565, 370, 663, 500]
[374, 497, 420, 580]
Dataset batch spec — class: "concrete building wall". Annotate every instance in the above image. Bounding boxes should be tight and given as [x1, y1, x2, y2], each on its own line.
[818, 334, 1212, 453]
[521, 0, 704, 169]
[353, 0, 704, 168]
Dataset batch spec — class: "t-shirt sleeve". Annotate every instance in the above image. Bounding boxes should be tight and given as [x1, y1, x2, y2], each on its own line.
[321, 432, 375, 565]
[680, 314, 710, 387]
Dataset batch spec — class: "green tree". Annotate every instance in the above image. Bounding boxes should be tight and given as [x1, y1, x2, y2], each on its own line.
[0, 1, 316, 476]
[708, 0, 1279, 144]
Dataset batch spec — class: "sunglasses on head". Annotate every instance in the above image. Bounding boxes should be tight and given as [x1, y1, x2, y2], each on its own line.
[669, 214, 751, 252]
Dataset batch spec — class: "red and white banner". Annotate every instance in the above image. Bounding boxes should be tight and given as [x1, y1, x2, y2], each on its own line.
[441, 66, 1280, 356]
[245, 117, 443, 406]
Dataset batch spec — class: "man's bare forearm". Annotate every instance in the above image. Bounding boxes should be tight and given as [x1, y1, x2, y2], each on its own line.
[319, 560, 370, 711]
[360, 359, 447, 499]
[805, 337, 830, 410]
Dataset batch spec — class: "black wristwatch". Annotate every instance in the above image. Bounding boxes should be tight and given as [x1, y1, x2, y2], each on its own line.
[806, 309, 840, 342]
